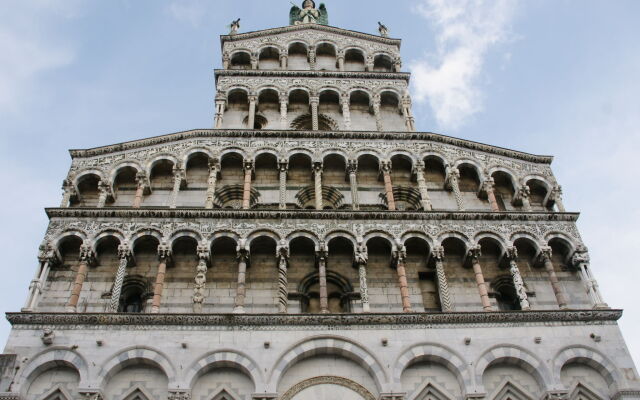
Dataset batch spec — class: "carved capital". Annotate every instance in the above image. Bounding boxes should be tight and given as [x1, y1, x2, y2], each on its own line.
[278, 159, 289, 173]
[243, 159, 254, 172]
[277, 240, 290, 260]
[507, 246, 518, 260]
[540, 245, 553, 262]
[316, 241, 328, 261]
[196, 242, 210, 262]
[572, 251, 590, 266]
[117, 242, 133, 263]
[79, 244, 96, 265]
[347, 159, 358, 174]
[433, 245, 445, 261]
[157, 243, 172, 261]
[393, 245, 407, 264]
[381, 160, 392, 173]
[312, 161, 323, 174]
[38, 241, 58, 265]
[468, 244, 482, 262]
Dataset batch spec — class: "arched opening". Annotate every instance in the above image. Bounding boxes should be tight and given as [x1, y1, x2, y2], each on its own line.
[172, 236, 199, 312]
[72, 174, 101, 207]
[299, 270, 353, 314]
[95, 236, 121, 309]
[258, 46, 280, 70]
[25, 365, 80, 400]
[478, 237, 506, 310]
[287, 153, 313, 203]
[230, 51, 251, 70]
[56, 235, 83, 271]
[357, 154, 385, 210]
[149, 159, 175, 206]
[288, 42, 309, 70]
[349, 90, 375, 131]
[322, 154, 348, 204]
[248, 236, 278, 313]
[380, 91, 404, 131]
[483, 362, 541, 399]
[325, 237, 357, 312]
[548, 238, 572, 272]
[405, 237, 438, 311]
[256, 89, 280, 129]
[112, 167, 138, 207]
[491, 171, 517, 211]
[366, 237, 396, 311]
[527, 179, 550, 211]
[513, 238, 539, 275]
[185, 153, 210, 207]
[345, 48, 365, 71]
[216, 153, 245, 209]
[491, 275, 521, 311]
[458, 164, 482, 210]
[254, 153, 278, 209]
[318, 89, 340, 125]
[125, 235, 159, 313]
[210, 237, 239, 313]
[289, 236, 317, 313]
[192, 367, 255, 400]
[103, 363, 168, 400]
[288, 89, 310, 129]
[316, 42, 337, 71]
[226, 89, 250, 129]
[373, 54, 393, 72]
[441, 237, 467, 310]
[390, 155, 420, 211]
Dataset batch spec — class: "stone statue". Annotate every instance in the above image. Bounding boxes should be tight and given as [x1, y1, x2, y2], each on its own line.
[229, 18, 241, 35]
[378, 21, 389, 37]
[289, 0, 328, 25]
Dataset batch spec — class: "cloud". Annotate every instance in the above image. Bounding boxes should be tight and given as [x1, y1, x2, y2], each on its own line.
[166, 0, 208, 28]
[409, 0, 518, 130]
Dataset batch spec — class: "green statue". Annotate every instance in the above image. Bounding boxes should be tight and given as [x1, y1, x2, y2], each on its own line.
[289, 0, 328, 25]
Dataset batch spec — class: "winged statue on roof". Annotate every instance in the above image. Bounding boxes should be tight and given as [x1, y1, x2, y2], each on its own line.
[290, 0, 329, 25]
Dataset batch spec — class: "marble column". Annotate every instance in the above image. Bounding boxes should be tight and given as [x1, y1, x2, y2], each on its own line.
[373, 94, 383, 131]
[192, 243, 210, 313]
[366, 54, 375, 72]
[250, 53, 258, 70]
[280, 94, 288, 129]
[23, 242, 57, 312]
[317, 244, 329, 313]
[337, 50, 345, 71]
[394, 56, 402, 72]
[278, 159, 288, 210]
[60, 179, 75, 208]
[310, 96, 320, 131]
[507, 247, 531, 310]
[151, 243, 171, 314]
[347, 160, 360, 210]
[572, 248, 608, 309]
[279, 51, 288, 69]
[483, 177, 500, 212]
[313, 161, 323, 210]
[248, 94, 257, 129]
[381, 160, 396, 211]
[540, 246, 568, 309]
[169, 167, 185, 209]
[242, 160, 253, 210]
[355, 243, 370, 313]
[308, 46, 316, 70]
[515, 185, 532, 211]
[550, 185, 566, 212]
[414, 161, 433, 211]
[66, 244, 94, 312]
[468, 245, 492, 311]
[276, 241, 290, 313]
[394, 246, 412, 312]
[214, 98, 226, 128]
[433, 246, 454, 312]
[133, 172, 147, 209]
[97, 181, 111, 208]
[341, 93, 351, 130]
[401, 96, 416, 132]
[222, 52, 230, 69]
[234, 245, 249, 313]
[204, 159, 220, 209]
[108, 242, 132, 312]
[446, 165, 465, 211]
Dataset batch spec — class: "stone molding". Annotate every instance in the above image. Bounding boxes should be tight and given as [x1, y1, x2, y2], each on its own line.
[6, 310, 622, 327]
[613, 390, 640, 400]
[279, 376, 377, 400]
[215, 69, 411, 81]
[68, 129, 553, 164]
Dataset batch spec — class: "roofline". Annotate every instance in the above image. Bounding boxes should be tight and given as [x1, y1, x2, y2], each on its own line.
[68, 129, 554, 164]
[220, 23, 402, 50]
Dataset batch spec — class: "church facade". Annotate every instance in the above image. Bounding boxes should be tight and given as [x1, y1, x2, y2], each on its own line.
[1, 3, 639, 400]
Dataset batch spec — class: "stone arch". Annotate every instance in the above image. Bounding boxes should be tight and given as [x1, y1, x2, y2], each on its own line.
[145, 154, 179, 177]
[181, 147, 215, 169]
[324, 230, 358, 248]
[269, 335, 388, 393]
[280, 376, 377, 400]
[522, 174, 552, 191]
[287, 85, 312, 97]
[544, 231, 579, 253]
[72, 169, 105, 190]
[286, 148, 314, 160]
[487, 166, 519, 188]
[52, 230, 88, 250]
[437, 231, 471, 248]
[184, 350, 264, 392]
[169, 230, 204, 247]
[91, 230, 125, 252]
[109, 161, 143, 185]
[348, 86, 374, 100]
[252, 147, 280, 161]
[16, 348, 88, 392]
[388, 150, 417, 167]
[286, 231, 320, 249]
[475, 345, 552, 393]
[321, 148, 349, 162]
[220, 147, 248, 160]
[356, 148, 383, 160]
[245, 229, 281, 248]
[553, 346, 623, 391]
[509, 231, 542, 246]
[130, 228, 164, 248]
[377, 87, 402, 100]
[209, 231, 241, 247]
[474, 231, 509, 250]
[401, 231, 435, 249]
[393, 343, 472, 393]
[454, 159, 485, 183]
[97, 346, 176, 388]
[363, 230, 397, 250]
[421, 151, 449, 166]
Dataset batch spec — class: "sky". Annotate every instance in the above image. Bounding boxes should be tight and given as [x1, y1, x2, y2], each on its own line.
[0, 0, 639, 366]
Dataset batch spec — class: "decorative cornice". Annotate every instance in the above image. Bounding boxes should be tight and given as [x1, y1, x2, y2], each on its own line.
[214, 69, 411, 81]
[68, 129, 554, 164]
[45, 208, 580, 222]
[6, 310, 622, 327]
[612, 391, 640, 400]
[220, 24, 402, 48]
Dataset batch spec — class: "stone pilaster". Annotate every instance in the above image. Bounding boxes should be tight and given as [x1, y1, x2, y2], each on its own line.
[193, 243, 210, 313]
[169, 167, 185, 209]
[337, 50, 345, 71]
[108, 242, 133, 312]
[446, 165, 465, 211]
[355, 242, 370, 313]
[279, 93, 288, 129]
[242, 160, 254, 210]
[341, 92, 351, 130]
[66, 244, 95, 313]
[572, 247, 608, 309]
[313, 161, 323, 210]
[97, 181, 112, 208]
[550, 185, 566, 212]
[214, 95, 226, 128]
[23, 241, 58, 312]
[60, 179, 75, 208]
[514, 184, 532, 211]
[234, 243, 250, 313]
[373, 94, 383, 131]
[250, 52, 258, 70]
[540, 246, 568, 309]
[469, 245, 492, 311]
[414, 161, 433, 211]
[151, 243, 171, 314]
[310, 96, 320, 131]
[316, 243, 329, 314]
[279, 50, 288, 69]
[278, 159, 288, 210]
[276, 240, 290, 313]
[222, 52, 230, 69]
[394, 245, 412, 312]
[204, 159, 220, 209]
[381, 160, 396, 211]
[394, 55, 402, 72]
[433, 246, 454, 312]
[248, 94, 257, 129]
[507, 246, 531, 310]
[482, 177, 500, 212]
[133, 171, 147, 208]
[347, 160, 359, 210]
[401, 95, 416, 132]
[308, 45, 316, 70]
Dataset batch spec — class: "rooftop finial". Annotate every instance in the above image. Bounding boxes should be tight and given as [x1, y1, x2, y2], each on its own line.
[378, 21, 389, 37]
[289, 1, 328, 26]
[229, 18, 241, 35]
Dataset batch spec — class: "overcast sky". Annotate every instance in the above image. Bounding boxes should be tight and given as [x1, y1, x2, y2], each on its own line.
[1, 0, 639, 365]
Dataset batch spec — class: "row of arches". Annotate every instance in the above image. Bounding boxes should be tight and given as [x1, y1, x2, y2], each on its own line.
[224, 43, 400, 72]
[18, 341, 624, 399]
[66, 151, 561, 213]
[35, 225, 596, 315]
